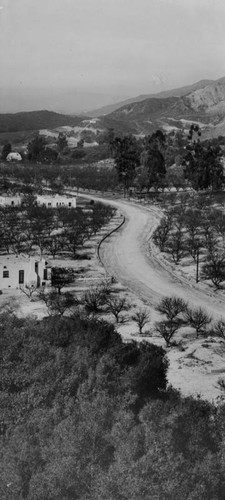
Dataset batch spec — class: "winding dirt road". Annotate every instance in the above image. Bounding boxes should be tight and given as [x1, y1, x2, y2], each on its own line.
[81, 194, 225, 320]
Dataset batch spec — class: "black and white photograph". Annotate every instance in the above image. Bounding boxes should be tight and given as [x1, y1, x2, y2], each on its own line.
[1, 0, 225, 498]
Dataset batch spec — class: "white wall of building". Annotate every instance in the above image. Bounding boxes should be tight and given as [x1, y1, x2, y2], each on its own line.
[0, 256, 51, 289]
[0, 194, 76, 208]
[37, 194, 76, 208]
[0, 195, 22, 207]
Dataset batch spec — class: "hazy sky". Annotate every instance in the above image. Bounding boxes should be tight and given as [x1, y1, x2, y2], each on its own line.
[0, 0, 225, 111]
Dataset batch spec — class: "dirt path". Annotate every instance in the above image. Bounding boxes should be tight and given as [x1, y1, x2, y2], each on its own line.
[80, 193, 225, 320]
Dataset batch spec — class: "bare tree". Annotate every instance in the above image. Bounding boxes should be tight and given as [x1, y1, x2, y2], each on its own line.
[213, 319, 225, 340]
[106, 296, 130, 323]
[51, 267, 76, 294]
[132, 308, 151, 334]
[155, 296, 187, 346]
[185, 306, 212, 337]
[214, 212, 225, 242]
[38, 289, 77, 316]
[166, 228, 184, 264]
[201, 253, 225, 289]
[82, 282, 111, 314]
[155, 320, 179, 347]
[202, 224, 218, 258]
[156, 296, 187, 321]
[19, 281, 38, 301]
[44, 234, 65, 259]
[152, 216, 173, 252]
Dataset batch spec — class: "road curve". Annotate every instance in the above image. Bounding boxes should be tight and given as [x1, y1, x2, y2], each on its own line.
[79, 193, 225, 320]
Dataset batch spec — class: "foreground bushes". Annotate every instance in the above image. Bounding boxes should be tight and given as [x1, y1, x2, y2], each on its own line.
[1, 310, 225, 499]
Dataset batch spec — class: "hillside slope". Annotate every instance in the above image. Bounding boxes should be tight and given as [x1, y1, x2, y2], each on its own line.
[1, 78, 225, 141]
[0, 110, 84, 134]
[88, 79, 214, 117]
[100, 78, 225, 138]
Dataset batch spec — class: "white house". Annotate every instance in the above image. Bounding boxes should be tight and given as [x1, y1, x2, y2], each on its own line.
[0, 195, 22, 207]
[0, 255, 51, 289]
[0, 194, 76, 209]
[6, 152, 22, 162]
[37, 194, 76, 208]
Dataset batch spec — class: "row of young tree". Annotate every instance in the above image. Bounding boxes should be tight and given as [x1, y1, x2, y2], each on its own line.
[1, 303, 225, 499]
[0, 199, 115, 258]
[0, 161, 118, 195]
[153, 195, 225, 287]
[155, 295, 224, 347]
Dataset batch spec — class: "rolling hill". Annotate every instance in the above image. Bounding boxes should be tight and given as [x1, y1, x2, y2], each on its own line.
[0, 110, 84, 134]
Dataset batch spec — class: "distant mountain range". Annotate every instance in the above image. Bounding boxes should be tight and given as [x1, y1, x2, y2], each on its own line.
[100, 77, 225, 139]
[87, 79, 214, 117]
[1, 77, 225, 142]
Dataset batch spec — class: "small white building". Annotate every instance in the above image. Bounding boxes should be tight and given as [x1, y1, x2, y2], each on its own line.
[37, 194, 76, 208]
[0, 255, 51, 289]
[0, 195, 22, 207]
[6, 152, 22, 162]
[0, 194, 76, 209]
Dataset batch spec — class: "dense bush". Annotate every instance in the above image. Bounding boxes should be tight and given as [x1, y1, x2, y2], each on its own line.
[1, 309, 225, 498]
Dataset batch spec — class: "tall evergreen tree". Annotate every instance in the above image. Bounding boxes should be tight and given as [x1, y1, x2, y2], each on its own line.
[184, 141, 224, 191]
[1, 141, 12, 160]
[143, 130, 166, 190]
[112, 135, 140, 195]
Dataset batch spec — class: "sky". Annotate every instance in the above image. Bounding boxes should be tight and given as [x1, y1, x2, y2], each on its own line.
[0, 0, 225, 112]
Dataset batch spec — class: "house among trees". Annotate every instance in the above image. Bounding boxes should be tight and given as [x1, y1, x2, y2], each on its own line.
[6, 152, 22, 162]
[0, 193, 76, 208]
[0, 195, 21, 207]
[0, 255, 51, 289]
[37, 194, 76, 208]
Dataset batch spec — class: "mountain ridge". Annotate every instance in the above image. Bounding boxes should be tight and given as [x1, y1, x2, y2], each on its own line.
[1, 78, 225, 141]
[99, 78, 225, 138]
[88, 79, 215, 117]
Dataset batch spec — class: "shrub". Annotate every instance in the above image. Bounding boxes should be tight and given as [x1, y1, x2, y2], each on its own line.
[83, 282, 111, 314]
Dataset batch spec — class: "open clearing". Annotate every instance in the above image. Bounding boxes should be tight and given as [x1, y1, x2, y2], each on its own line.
[79, 193, 225, 402]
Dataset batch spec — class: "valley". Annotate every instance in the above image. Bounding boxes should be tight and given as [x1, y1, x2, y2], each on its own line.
[2, 1, 225, 496]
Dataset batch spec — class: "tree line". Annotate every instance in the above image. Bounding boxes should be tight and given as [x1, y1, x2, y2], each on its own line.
[0, 161, 118, 194]
[2, 125, 224, 195]
[110, 126, 224, 194]
[0, 197, 115, 258]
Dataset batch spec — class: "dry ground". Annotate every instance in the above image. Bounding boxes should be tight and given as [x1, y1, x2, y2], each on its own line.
[2, 193, 225, 403]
